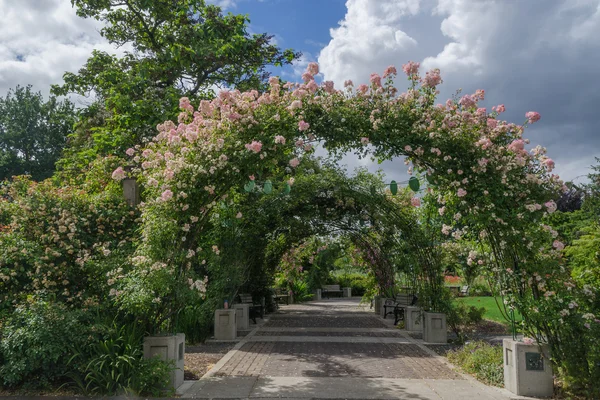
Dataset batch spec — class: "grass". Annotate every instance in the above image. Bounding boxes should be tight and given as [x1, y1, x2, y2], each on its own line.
[456, 296, 521, 325]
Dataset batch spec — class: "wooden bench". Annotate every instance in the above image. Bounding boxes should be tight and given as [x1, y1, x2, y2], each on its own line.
[383, 294, 418, 325]
[322, 284, 343, 299]
[238, 293, 263, 324]
[273, 288, 290, 306]
[459, 285, 470, 297]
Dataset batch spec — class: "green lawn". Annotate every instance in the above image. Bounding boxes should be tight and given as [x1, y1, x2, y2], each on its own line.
[456, 296, 521, 325]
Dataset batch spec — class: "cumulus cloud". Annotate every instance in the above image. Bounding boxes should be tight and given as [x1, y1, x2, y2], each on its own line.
[0, 0, 125, 100]
[318, 0, 600, 181]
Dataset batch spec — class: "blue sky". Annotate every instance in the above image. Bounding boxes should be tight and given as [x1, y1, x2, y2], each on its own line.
[1, 0, 599, 183]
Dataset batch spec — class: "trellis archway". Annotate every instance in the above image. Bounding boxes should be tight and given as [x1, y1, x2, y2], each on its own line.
[114, 61, 597, 390]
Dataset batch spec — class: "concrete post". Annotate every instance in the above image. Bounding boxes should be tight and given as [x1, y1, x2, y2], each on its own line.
[313, 289, 322, 300]
[214, 309, 237, 340]
[374, 296, 383, 314]
[503, 339, 553, 397]
[404, 306, 423, 331]
[423, 311, 447, 343]
[233, 303, 250, 330]
[122, 178, 140, 206]
[143, 333, 185, 389]
[343, 287, 352, 297]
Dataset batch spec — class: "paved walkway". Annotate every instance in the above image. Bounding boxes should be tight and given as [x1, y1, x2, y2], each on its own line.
[181, 299, 525, 399]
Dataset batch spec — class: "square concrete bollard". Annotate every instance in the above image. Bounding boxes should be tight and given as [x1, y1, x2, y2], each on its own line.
[503, 339, 553, 397]
[343, 287, 352, 297]
[233, 303, 250, 331]
[313, 289, 322, 300]
[122, 178, 140, 206]
[374, 296, 383, 314]
[404, 306, 423, 331]
[214, 309, 237, 340]
[423, 311, 447, 343]
[143, 333, 185, 389]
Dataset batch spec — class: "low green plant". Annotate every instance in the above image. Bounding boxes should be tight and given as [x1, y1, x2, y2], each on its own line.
[469, 276, 493, 297]
[290, 280, 314, 302]
[333, 273, 374, 296]
[0, 299, 98, 389]
[67, 321, 172, 396]
[446, 301, 486, 343]
[447, 341, 503, 387]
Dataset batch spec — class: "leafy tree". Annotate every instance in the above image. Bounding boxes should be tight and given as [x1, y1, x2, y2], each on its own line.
[0, 85, 76, 181]
[556, 181, 584, 212]
[582, 157, 600, 215]
[53, 0, 300, 176]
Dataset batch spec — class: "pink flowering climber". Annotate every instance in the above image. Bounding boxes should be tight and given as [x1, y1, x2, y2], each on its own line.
[526, 111, 541, 124]
[301, 72, 313, 82]
[383, 65, 397, 78]
[126, 148, 135, 156]
[402, 61, 420, 76]
[307, 62, 319, 75]
[112, 167, 126, 181]
[553, 240, 565, 251]
[411, 197, 421, 207]
[274, 135, 286, 144]
[545, 200, 557, 214]
[161, 189, 173, 202]
[298, 121, 310, 131]
[544, 158, 555, 171]
[344, 80, 354, 88]
[289, 158, 300, 168]
[361, 137, 369, 145]
[245, 140, 263, 153]
[457, 188, 467, 197]
[421, 69, 442, 88]
[370, 73, 382, 87]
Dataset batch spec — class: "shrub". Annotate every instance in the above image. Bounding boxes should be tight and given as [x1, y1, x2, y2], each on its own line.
[470, 276, 493, 297]
[332, 273, 374, 296]
[447, 341, 503, 387]
[67, 321, 172, 396]
[447, 301, 486, 343]
[0, 300, 99, 389]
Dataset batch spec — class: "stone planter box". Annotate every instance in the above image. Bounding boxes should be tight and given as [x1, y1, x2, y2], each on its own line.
[503, 339, 553, 397]
[143, 333, 185, 389]
[343, 287, 352, 297]
[422, 311, 447, 343]
[313, 289, 322, 301]
[214, 309, 237, 340]
[403, 306, 423, 331]
[233, 303, 250, 330]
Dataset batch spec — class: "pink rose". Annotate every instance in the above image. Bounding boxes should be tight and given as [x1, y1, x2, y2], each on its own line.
[457, 188, 467, 198]
[307, 62, 319, 75]
[125, 148, 135, 157]
[370, 73, 382, 87]
[553, 240, 565, 251]
[111, 167, 126, 181]
[161, 190, 173, 202]
[411, 197, 421, 207]
[274, 135, 286, 144]
[402, 61, 420, 76]
[526, 111, 541, 124]
[245, 140, 263, 153]
[289, 158, 300, 168]
[383, 65, 397, 78]
[298, 121, 310, 131]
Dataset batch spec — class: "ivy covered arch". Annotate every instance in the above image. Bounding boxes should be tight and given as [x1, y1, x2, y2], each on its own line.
[113, 62, 597, 389]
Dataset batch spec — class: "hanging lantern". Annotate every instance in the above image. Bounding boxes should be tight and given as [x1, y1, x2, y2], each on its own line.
[390, 180, 398, 195]
[263, 180, 273, 194]
[409, 177, 420, 192]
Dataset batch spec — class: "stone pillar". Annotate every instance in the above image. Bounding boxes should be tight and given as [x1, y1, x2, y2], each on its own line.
[214, 309, 237, 340]
[313, 289, 322, 301]
[503, 339, 553, 397]
[374, 296, 383, 314]
[343, 287, 352, 298]
[404, 306, 423, 331]
[423, 311, 447, 343]
[143, 333, 185, 389]
[233, 303, 250, 330]
[122, 178, 140, 206]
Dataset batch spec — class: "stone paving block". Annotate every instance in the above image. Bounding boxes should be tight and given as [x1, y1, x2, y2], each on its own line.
[185, 376, 257, 398]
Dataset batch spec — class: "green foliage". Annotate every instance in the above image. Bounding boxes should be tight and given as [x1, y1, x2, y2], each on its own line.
[332, 273, 374, 297]
[566, 221, 600, 289]
[447, 341, 504, 387]
[67, 321, 172, 396]
[0, 85, 76, 181]
[446, 300, 485, 343]
[0, 300, 99, 388]
[53, 0, 300, 174]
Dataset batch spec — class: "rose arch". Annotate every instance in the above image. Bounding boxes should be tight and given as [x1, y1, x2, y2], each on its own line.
[113, 62, 598, 390]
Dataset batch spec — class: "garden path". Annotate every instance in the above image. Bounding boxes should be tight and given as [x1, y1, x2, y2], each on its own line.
[182, 298, 521, 399]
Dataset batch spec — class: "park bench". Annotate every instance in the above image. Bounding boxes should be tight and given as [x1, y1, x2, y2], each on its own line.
[238, 293, 263, 324]
[459, 285, 470, 297]
[383, 293, 418, 325]
[273, 288, 290, 306]
[322, 284, 343, 299]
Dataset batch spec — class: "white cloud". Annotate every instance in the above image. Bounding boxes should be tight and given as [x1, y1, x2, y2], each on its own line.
[0, 0, 125, 100]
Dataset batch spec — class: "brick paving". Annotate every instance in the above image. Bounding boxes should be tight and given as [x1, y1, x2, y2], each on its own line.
[215, 299, 462, 380]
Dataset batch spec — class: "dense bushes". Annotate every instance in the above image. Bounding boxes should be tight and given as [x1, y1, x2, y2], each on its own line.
[447, 341, 503, 386]
[330, 273, 374, 297]
[447, 301, 486, 343]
